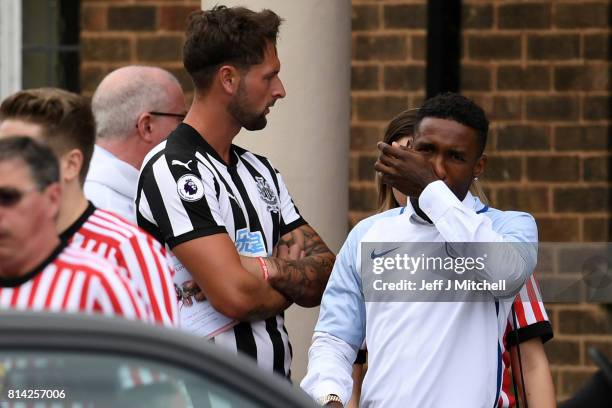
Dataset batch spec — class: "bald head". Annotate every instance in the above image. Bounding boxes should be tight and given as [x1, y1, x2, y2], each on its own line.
[92, 66, 185, 141]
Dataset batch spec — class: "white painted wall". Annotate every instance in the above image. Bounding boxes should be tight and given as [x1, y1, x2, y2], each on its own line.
[0, 0, 21, 99]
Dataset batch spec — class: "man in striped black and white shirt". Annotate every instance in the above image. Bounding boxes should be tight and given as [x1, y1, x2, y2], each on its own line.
[136, 6, 335, 377]
[0, 137, 148, 321]
[0, 88, 178, 328]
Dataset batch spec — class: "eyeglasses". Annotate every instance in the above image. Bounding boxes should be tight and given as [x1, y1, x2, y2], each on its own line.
[0, 186, 37, 208]
[149, 111, 186, 120]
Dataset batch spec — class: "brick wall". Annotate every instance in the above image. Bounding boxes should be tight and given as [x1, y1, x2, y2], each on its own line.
[350, 0, 427, 225]
[79, 0, 610, 401]
[350, 0, 611, 401]
[80, 0, 199, 101]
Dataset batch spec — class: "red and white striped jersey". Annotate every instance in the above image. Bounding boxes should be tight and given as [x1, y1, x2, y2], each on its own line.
[498, 274, 553, 408]
[60, 203, 178, 327]
[0, 244, 148, 321]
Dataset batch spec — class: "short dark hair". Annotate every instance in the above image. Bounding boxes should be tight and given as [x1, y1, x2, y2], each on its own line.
[415, 92, 489, 155]
[0, 88, 95, 184]
[0, 136, 60, 189]
[183, 5, 282, 91]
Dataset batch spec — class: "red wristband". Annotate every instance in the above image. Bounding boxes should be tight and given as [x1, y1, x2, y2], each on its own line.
[257, 257, 270, 281]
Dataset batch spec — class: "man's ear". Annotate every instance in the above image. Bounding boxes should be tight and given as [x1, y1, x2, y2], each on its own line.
[219, 65, 241, 95]
[473, 153, 487, 179]
[136, 112, 154, 143]
[60, 149, 84, 183]
[44, 182, 62, 219]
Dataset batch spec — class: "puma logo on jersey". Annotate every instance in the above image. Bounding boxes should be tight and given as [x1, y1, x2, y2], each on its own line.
[171, 159, 192, 170]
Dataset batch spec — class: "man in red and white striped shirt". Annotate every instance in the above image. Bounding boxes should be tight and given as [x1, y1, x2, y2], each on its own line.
[0, 137, 147, 321]
[0, 88, 178, 327]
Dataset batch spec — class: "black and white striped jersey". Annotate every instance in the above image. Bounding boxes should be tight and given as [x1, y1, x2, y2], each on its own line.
[135, 123, 306, 377]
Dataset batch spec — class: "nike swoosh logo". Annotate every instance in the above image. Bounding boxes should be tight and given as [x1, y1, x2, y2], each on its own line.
[370, 247, 400, 259]
[171, 159, 192, 170]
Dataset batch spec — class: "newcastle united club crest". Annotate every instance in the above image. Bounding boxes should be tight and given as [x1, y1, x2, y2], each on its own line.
[255, 176, 279, 213]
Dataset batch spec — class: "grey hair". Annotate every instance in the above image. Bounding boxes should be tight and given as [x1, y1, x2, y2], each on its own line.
[0, 136, 60, 189]
[92, 66, 181, 140]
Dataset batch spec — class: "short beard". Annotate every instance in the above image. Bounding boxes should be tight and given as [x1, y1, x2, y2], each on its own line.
[228, 84, 267, 131]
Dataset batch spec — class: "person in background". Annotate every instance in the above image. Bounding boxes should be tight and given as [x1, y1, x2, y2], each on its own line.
[87, 66, 187, 222]
[0, 88, 177, 328]
[0, 136, 148, 321]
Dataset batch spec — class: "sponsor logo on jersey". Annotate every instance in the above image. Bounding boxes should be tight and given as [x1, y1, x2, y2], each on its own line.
[177, 174, 204, 202]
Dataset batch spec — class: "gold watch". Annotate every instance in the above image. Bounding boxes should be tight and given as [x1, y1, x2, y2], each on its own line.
[317, 394, 342, 406]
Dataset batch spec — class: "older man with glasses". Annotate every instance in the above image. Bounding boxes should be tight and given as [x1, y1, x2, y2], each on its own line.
[86, 66, 186, 222]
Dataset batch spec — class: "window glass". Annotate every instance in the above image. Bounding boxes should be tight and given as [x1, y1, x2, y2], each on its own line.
[21, 0, 80, 92]
[0, 351, 265, 408]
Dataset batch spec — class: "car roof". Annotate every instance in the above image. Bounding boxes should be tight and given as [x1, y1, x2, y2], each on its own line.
[0, 311, 316, 408]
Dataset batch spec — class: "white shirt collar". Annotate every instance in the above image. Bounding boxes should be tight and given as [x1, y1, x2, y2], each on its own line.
[87, 145, 139, 199]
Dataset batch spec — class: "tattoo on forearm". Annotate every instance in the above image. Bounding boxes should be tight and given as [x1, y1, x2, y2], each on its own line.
[271, 225, 335, 306]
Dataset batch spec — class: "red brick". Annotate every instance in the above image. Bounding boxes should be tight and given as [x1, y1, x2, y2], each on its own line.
[352, 65, 379, 91]
[496, 187, 549, 213]
[136, 36, 183, 62]
[527, 156, 579, 182]
[462, 4, 493, 29]
[460, 65, 491, 91]
[554, 65, 610, 92]
[583, 217, 611, 242]
[497, 125, 550, 151]
[412, 35, 426, 61]
[355, 96, 409, 122]
[491, 95, 521, 121]
[498, 3, 551, 29]
[467, 34, 521, 61]
[555, 2, 609, 29]
[554, 187, 609, 212]
[81, 5, 107, 31]
[555, 126, 608, 151]
[352, 5, 379, 32]
[525, 96, 579, 121]
[585, 33, 610, 60]
[383, 4, 426, 29]
[383, 65, 425, 91]
[583, 155, 610, 182]
[528, 34, 580, 60]
[536, 216, 580, 242]
[351, 125, 383, 151]
[80, 66, 107, 93]
[82, 37, 131, 62]
[558, 307, 612, 335]
[497, 65, 550, 91]
[158, 5, 200, 31]
[583, 96, 610, 121]
[545, 339, 581, 365]
[482, 156, 522, 182]
[350, 185, 378, 212]
[354, 34, 407, 61]
[108, 6, 156, 31]
[358, 154, 377, 182]
[560, 369, 598, 396]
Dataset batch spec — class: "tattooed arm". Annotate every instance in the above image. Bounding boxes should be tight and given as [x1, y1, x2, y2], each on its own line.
[265, 224, 335, 307]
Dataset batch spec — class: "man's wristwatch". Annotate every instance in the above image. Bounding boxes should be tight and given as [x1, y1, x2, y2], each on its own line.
[317, 394, 342, 406]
